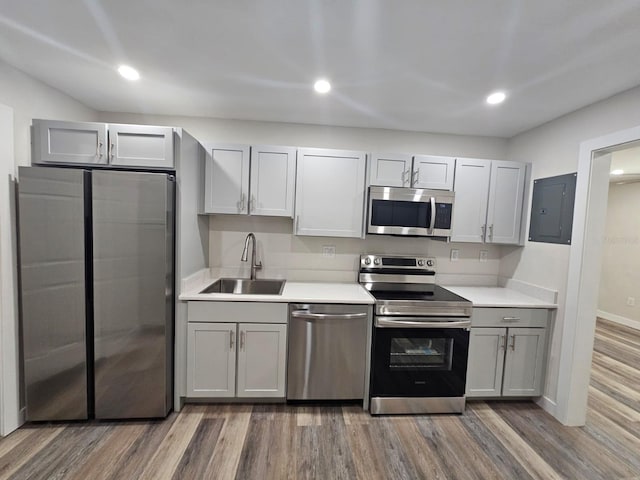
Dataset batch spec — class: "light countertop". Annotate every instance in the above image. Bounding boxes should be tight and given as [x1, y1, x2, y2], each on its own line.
[180, 280, 375, 304]
[443, 286, 557, 309]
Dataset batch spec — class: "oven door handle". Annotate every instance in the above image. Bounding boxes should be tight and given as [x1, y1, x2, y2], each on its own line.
[375, 317, 471, 329]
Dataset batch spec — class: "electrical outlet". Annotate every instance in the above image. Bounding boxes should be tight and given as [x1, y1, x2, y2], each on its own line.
[627, 297, 636, 306]
[322, 245, 336, 258]
[450, 249, 459, 262]
[479, 250, 488, 262]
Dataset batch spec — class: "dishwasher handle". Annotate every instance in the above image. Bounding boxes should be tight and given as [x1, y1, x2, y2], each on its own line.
[290, 310, 368, 321]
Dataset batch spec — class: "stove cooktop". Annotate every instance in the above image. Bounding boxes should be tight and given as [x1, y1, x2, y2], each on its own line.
[366, 284, 470, 304]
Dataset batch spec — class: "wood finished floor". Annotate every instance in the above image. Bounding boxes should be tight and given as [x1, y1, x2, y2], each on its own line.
[1, 318, 638, 480]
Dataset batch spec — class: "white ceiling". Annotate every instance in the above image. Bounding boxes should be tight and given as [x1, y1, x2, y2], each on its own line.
[1, 0, 640, 137]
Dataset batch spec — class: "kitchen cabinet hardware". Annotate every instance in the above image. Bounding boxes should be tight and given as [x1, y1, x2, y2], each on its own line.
[240, 330, 245, 350]
[229, 329, 234, 349]
[510, 334, 516, 351]
[502, 316, 521, 321]
[489, 224, 494, 239]
[501, 334, 507, 350]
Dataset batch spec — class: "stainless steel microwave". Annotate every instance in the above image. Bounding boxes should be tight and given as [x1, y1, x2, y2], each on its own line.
[367, 186, 454, 237]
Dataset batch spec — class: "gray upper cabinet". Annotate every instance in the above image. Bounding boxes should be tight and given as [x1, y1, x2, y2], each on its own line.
[203, 143, 250, 214]
[368, 153, 412, 187]
[249, 145, 296, 217]
[451, 158, 527, 244]
[295, 148, 367, 238]
[108, 124, 174, 169]
[412, 155, 455, 190]
[32, 119, 175, 169]
[33, 120, 108, 165]
[369, 153, 454, 190]
[203, 143, 296, 217]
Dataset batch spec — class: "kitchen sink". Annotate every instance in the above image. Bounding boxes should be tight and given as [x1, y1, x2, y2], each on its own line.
[200, 278, 285, 295]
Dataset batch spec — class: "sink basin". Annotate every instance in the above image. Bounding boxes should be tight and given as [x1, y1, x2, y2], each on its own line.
[200, 278, 286, 295]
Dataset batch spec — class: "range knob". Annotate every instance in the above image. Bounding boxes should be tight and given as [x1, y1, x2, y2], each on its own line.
[364, 258, 372, 266]
[373, 258, 381, 266]
[418, 259, 425, 266]
[426, 259, 435, 267]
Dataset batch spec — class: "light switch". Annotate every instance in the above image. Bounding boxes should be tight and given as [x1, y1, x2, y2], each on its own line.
[322, 245, 336, 258]
[450, 249, 459, 262]
[479, 250, 488, 262]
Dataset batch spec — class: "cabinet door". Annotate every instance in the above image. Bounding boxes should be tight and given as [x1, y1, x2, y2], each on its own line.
[237, 323, 287, 398]
[450, 158, 491, 242]
[108, 124, 174, 169]
[502, 327, 547, 397]
[186, 322, 236, 397]
[368, 153, 412, 187]
[295, 148, 367, 238]
[486, 160, 526, 244]
[203, 143, 250, 214]
[412, 155, 455, 190]
[465, 327, 506, 398]
[33, 119, 108, 165]
[249, 145, 296, 217]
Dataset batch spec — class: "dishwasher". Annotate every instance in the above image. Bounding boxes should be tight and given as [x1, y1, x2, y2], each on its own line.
[287, 304, 370, 400]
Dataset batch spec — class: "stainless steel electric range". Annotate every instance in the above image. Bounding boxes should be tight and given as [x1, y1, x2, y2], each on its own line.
[359, 254, 472, 415]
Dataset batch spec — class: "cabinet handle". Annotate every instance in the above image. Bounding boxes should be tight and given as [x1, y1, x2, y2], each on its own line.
[502, 317, 520, 322]
[229, 330, 234, 349]
[250, 195, 256, 213]
[412, 169, 419, 186]
[97, 141, 103, 159]
[109, 142, 115, 161]
[500, 335, 507, 350]
[510, 335, 516, 351]
[239, 193, 246, 213]
[401, 170, 406, 185]
[489, 224, 494, 239]
[481, 224, 486, 238]
[240, 331, 245, 351]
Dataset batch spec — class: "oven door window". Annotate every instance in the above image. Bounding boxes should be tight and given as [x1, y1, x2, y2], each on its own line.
[390, 337, 453, 370]
[370, 327, 469, 398]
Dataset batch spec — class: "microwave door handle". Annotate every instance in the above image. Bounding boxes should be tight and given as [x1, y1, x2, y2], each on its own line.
[429, 197, 436, 232]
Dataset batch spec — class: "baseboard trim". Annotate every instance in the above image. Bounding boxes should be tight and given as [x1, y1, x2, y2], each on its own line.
[597, 310, 640, 331]
[535, 395, 557, 417]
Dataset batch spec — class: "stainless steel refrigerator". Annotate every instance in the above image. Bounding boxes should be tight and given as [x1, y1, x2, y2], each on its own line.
[18, 166, 174, 421]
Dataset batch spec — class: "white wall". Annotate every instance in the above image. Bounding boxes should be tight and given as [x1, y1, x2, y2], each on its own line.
[0, 59, 97, 435]
[0, 60, 96, 166]
[504, 84, 640, 409]
[598, 182, 640, 326]
[98, 111, 511, 284]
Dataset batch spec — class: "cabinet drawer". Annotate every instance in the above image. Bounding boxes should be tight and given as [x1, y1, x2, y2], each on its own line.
[188, 301, 287, 324]
[471, 308, 548, 328]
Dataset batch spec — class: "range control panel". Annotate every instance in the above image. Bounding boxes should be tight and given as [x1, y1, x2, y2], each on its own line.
[359, 254, 436, 270]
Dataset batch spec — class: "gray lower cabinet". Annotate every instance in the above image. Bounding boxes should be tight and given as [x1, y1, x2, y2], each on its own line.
[186, 302, 288, 399]
[466, 308, 548, 398]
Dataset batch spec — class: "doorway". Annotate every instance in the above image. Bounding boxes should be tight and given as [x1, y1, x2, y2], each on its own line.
[556, 125, 640, 426]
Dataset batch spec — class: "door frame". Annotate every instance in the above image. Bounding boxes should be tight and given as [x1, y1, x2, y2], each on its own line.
[556, 123, 640, 426]
[0, 103, 20, 436]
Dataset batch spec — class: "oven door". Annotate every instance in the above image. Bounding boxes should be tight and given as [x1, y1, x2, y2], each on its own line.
[370, 318, 469, 398]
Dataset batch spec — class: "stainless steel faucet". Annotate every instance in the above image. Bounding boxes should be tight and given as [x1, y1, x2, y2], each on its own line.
[241, 232, 262, 280]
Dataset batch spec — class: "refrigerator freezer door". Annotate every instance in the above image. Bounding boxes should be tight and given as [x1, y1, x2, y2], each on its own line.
[18, 167, 88, 421]
[92, 170, 174, 419]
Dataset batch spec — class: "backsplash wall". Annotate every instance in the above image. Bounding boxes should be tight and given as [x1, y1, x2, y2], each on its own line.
[208, 215, 505, 284]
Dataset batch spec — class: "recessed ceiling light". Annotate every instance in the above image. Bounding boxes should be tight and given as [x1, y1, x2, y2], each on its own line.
[314, 79, 331, 94]
[486, 91, 506, 105]
[118, 65, 140, 81]
[611, 169, 624, 175]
